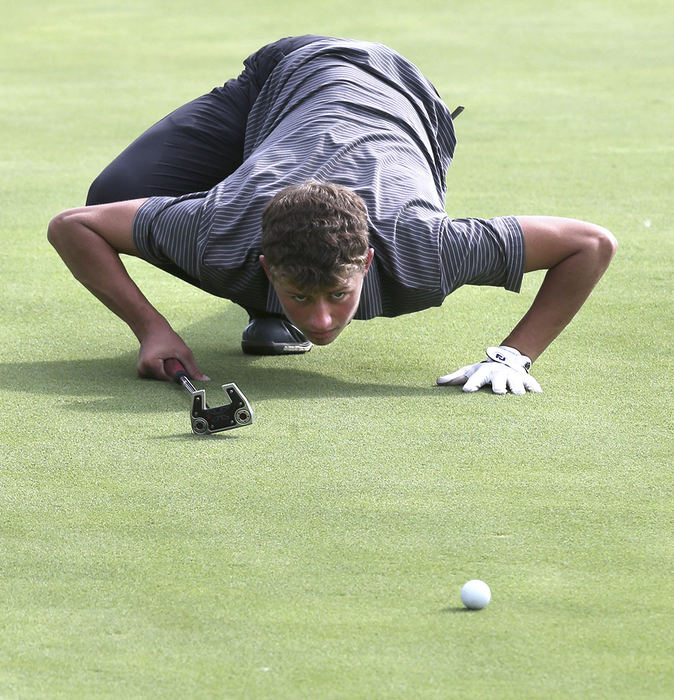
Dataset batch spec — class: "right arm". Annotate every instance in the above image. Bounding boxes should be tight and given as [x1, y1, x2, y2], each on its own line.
[47, 200, 208, 381]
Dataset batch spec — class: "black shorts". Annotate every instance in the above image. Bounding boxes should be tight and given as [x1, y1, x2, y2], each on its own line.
[86, 35, 325, 205]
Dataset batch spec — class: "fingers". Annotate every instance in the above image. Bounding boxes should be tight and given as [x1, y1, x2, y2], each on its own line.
[438, 361, 542, 394]
[523, 374, 543, 393]
[136, 325, 212, 382]
[180, 356, 210, 382]
[171, 346, 210, 381]
[491, 368, 509, 395]
[437, 367, 471, 385]
[137, 353, 210, 382]
[137, 357, 169, 381]
[437, 362, 482, 386]
[462, 364, 491, 393]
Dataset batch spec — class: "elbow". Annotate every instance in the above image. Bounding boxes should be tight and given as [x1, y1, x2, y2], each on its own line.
[573, 222, 617, 273]
[590, 225, 618, 268]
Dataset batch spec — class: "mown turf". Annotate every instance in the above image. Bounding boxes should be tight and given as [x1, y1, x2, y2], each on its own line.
[1, 0, 672, 697]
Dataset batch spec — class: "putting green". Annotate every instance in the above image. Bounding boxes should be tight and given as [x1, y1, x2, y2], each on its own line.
[1, 1, 672, 697]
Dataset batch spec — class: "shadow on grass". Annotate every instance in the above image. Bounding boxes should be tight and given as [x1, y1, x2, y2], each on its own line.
[148, 432, 245, 442]
[0, 353, 449, 414]
[2, 307, 460, 413]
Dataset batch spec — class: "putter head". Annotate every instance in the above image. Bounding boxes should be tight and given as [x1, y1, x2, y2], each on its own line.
[189, 383, 254, 435]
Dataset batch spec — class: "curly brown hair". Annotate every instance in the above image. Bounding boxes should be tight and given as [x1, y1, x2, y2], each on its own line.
[261, 181, 370, 289]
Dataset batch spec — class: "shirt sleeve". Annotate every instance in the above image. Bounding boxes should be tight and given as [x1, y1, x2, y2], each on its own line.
[439, 215, 525, 293]
[132, 193, 208, 283]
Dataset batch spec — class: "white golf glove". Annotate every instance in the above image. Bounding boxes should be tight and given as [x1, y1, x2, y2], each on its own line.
[437, 345, 542, 395]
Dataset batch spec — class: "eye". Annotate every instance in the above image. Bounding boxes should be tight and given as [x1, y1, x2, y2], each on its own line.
[332, 291, 346, 300]
[292, 295, 307, 302]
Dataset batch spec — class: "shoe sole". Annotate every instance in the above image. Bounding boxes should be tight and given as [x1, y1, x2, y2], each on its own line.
[241, 340, 313, 356]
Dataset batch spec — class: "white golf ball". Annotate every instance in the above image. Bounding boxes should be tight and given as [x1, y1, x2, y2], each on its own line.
[461, 579, 491, 610]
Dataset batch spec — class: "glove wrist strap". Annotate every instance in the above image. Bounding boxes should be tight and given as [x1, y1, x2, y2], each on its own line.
[486, 345, 532, 374]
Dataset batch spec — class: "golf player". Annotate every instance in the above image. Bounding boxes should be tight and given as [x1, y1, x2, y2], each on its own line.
[48, 36, 617, 394]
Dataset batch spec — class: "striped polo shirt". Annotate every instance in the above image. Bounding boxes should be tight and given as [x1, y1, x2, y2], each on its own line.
[133, 38, 524, 319]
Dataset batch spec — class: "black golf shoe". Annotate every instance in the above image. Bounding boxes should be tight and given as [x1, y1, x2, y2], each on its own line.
[241, 318, 313, 355]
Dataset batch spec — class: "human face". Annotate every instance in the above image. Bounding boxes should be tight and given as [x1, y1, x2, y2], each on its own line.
[260, 251, 373, 345]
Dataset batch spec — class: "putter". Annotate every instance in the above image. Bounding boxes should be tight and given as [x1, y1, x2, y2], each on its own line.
[165, 358, 254, 435]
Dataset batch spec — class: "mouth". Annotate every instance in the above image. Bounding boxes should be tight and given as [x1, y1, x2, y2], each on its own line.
[306, 328, 338, 344]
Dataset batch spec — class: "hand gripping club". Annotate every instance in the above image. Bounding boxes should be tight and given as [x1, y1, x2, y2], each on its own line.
[165, 358, 254, 435]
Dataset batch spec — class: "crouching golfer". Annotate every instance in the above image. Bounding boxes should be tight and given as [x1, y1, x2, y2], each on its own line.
[48, 35, 616, 394]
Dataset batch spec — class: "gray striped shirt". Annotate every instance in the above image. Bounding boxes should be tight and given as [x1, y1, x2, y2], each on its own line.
[133, 38, 524, 319]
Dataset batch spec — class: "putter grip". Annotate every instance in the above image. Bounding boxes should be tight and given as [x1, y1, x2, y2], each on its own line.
[165, 358, 188, 383]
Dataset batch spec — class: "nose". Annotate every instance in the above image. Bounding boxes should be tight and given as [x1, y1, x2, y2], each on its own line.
[309, 299, 332, 331]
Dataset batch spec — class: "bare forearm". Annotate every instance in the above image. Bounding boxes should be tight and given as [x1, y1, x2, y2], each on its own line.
[48, 210, 169, 341]
[503, 217, 618, 362]
[503, 252, 606, 360]
[48, 203, 208, 381]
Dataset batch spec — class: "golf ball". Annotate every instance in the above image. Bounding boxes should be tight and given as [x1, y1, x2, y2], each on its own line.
[461, 579, 491, 610]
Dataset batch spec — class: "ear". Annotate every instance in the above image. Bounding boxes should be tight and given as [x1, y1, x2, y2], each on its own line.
[364, 248, 375, 274]
[259, 255, 272, 281]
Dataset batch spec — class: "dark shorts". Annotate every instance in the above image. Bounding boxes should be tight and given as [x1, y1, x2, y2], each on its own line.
[86, 35, 326, 205]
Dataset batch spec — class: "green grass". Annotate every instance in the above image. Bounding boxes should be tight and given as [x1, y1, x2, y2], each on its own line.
[1, 0, 672, 697]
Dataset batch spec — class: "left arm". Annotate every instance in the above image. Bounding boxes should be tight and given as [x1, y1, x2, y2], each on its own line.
[438, 216, 617, 393]
[502, 216, 618, 361]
